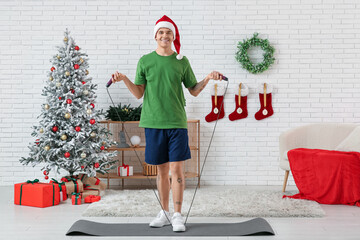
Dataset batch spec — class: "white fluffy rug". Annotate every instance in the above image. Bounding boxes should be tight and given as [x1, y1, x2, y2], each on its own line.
[82, 187, 325, 218]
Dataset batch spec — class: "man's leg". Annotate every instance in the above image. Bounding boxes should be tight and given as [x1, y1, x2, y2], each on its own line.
[170, 161, 185, 213]
[157, 162, 170, 212]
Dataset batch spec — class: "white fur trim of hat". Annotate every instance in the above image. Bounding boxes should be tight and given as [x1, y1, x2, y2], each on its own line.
[257, 83, 273, 93]
[234, 83, 249, 96]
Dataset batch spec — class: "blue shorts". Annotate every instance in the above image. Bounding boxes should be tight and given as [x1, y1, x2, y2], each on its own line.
[144, 128, 191, 165]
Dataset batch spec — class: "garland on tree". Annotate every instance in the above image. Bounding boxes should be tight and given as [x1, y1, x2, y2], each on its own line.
[235, 33, 275, 74]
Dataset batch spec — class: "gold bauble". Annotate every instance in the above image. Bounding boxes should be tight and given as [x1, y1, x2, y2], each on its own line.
[90, 132, 96, 138]
[49, 76, 53, 81]
[44, 145, 50, 151]
[85, 70, 89, 75]
[80, 58, 84, 63]
[81, 152, 86, 158]
[56, 82, 61, 87]
[39, 128, 44, 133]
[65, 71, 70, 76]
[64, 113, 71, 119]
[44, 104, 50, 110]
[61, 134, 67, 140]
[83, 90, 89, 95]
[102, 141, 106, 145]
[64, 37, 68, 42]
[87, 109, 92, 115]
[57, 55, 61, 60]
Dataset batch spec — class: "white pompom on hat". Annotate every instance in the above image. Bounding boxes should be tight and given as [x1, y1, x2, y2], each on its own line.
[234, 83, 249, 96]
[154, 15, 183, 60]
[257, 83, 273, 93]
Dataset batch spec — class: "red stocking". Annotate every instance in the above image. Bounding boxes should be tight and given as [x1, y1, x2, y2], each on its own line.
[255, 83, 273, 120]
[205, 84, 225, 122]
[229, 83, 248, 121]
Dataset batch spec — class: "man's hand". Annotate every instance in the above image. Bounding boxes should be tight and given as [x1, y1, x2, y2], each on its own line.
[206, 71, 224, 81]
[112, 71, 129, 83]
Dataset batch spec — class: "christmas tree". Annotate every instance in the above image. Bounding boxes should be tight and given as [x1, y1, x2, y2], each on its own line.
[20, 29, 117, 178]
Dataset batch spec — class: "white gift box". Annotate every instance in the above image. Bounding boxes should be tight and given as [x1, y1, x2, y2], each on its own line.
[117, 165, 133, 176]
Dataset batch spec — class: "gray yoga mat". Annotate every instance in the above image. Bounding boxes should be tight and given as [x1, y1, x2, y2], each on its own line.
[66, 217, 274, 236]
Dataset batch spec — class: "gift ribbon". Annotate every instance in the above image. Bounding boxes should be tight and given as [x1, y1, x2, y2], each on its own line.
[94, 177, 100, 185]
[72, 192, 81, 205]
[50, 178, 65, 191]
[19, 179, 55, 206]
[63, 177, 79, 193]
[121, 164, 130, 176]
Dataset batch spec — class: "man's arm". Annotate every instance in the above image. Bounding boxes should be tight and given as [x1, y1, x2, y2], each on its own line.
[112, 71, 145, 99]
[188, 71, 223, 97]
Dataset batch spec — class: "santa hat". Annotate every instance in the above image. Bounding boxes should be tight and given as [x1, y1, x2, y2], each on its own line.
[154, 15, 183, 60]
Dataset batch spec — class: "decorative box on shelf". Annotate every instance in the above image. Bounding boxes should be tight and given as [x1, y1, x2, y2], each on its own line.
[98, 120, 200, 189]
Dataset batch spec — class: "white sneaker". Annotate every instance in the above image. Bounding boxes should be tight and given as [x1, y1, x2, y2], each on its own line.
[149, 210, 171, 228]
[172, 212, 186, 232]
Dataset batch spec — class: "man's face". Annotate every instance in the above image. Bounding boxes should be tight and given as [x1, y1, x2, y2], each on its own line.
[155, 28, 174, 48]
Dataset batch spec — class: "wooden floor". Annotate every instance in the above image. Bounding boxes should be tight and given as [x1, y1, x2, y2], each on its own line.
[2, 185, 360, 240]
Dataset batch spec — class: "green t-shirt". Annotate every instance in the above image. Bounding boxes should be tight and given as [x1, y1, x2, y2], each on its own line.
[134, 51, 197, 129]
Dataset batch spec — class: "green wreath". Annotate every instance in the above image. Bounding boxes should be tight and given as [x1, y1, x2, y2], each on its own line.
[235, 33, 275, 74]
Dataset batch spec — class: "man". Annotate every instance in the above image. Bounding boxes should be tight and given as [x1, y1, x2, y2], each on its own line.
[112, 15, 223, 232]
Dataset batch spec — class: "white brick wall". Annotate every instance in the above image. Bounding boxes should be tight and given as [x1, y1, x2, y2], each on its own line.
[1, 0, 360, 186]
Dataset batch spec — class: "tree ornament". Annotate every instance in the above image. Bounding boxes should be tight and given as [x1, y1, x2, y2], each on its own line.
[64, 152, 70, 158]
[82, 81, 86, 85]
[70, 89, 75, 94]
[90, 132, 96, 138]
[74, 46, 80, 50]
[74, 64, 79, 69]
[65, 71, 70, 76]
[85, 70, 89, 75]
[51, 67, 55, 72]
[39, 128, 44, 133]
[83, 90, 89, 95]
[90, 103, 95, 109]
[81, 165, 85, 169]
[44, 104, 50, 110]
[43, 170, 48, 175]
[75, 126, 81, 132]
[89, 119, 95, 125]
[49, 76, 53, 81]
[87, 109, 92, 115]
[35, 139, 40, 145]
[102, 141, 106, 145]
[52, 126, 58, 132]
[64, 37, 68, 42]
[56, 82, 61, 87]
[64, 113, 71, 119]
[44, 145, 50, 151]
[235, 33, 275, 74]
[80, 58, 84, 63]
[66, 99, 72, 104]
[94, 162, 100, 168]
[57, 55, 61, 60]
[61, 134, 67, 140]
[81, 152, 86, 158]
[58, 97, 62, 100]
[45, 175, 49, 180]
[100, 146, 105, 150]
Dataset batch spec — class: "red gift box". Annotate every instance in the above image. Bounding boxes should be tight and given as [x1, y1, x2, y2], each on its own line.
[14, 179, 60, 208]
[50, 179, 67, 201]
[84, 195, 101, 203]
[71, 193, 82, 205]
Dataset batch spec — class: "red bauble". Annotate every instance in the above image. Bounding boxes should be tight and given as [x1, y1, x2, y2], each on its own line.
[64, 152, 70, 158]
[70, 89, 75, 94]
[90, 103, 95, 109]
[45, 175, 49, 180]
[100, 146, 105, 150]
[52, 126, 58, 132]
[94, 162, 100, 168]
[74, 46, 80, 50]
[43, 170, 48, 175]
[74, 64, 79, 69]
[89, 119, 96, 125]
[66, 99, 72, 104]
[82, 81, 86, 85]
[35, 139, 40, 145]
[75, 126, 81, 132]
[58, 97, 62, 100]
[81, 165, 85, 169]
[51, 67, 55, 72]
